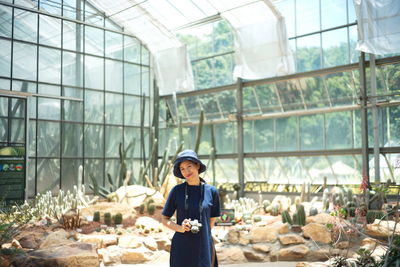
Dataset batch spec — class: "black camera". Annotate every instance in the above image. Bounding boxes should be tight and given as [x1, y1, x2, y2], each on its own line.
[188, 219, 202, 234]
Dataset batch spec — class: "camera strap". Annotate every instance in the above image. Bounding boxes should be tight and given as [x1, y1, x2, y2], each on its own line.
[184, 181, 204, 222]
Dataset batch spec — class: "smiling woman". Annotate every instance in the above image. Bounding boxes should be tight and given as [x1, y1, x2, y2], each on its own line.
[161, 149, 221, 267]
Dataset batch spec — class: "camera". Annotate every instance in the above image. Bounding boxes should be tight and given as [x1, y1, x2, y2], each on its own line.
[188, 219, 202, 234]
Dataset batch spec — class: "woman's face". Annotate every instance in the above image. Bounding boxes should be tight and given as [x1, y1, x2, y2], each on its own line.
[179, 160, 200, 180]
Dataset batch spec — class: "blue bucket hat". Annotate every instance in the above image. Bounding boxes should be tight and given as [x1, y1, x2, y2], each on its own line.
[173, 150, 206, 179]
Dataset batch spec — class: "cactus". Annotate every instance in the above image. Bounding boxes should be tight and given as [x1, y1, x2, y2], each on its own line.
[93, 211, 100, 222]
[146, 198, 155, 210]
[309, 207, 318, 216]
[148, 203, 156, 215]
[281, 210, 293, 224]
[322, 188, 330, 211]
[271, 203, 280, 216]
[253, 216, 262, 222]
[295, 204, 306, 226]
[292, 213, 298, 225]
[139, 203, 145, 214]
[294, 196, 302, 206]
[348, 207, 356, 217]
[366, 210, 385, 224]
[104, 212, 112, 226]
[113, 213, 123, 224]
[262, 199, 271, 213]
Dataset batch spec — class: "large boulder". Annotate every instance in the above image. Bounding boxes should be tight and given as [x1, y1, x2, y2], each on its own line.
[78, 234, 118, 248]
[98, 245, 122, 265]
[114, 185, 165, 208]
[306, 213, 334, 225]
[250, 222, 289, 243]
[40, 229, 75, 249]
[279, 234, 305, 245]
[216, 245, 247, 264]
[121, 247, 153, 264]
[272, 245, 309, 261]
[365, 220, 400, 238]
[13, 242, 99, 267]
[302, 223, 332, 244]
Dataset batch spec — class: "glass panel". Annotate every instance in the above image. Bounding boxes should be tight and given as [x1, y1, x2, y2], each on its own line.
[254, 119, 275, 152]
[321, 0, 347, 30]
[62, 123, 82, 157]
[63, 0, 82, 20]
[39, 15, 61, 47]
[124, 36, 140, 63]
[84, 90, 104, 123]
[193, 58, 214, 90]
[39, 47, 61, 84]
[85, 26, 103, 56]
[85, 2, 103, 26]
[63, 21, 83, 52]
[14, 9, 37, 43]
[300, 76, 330, 109]
[0, 39, 11, 77]
[243, 121, 254, 152]
[124, 63, 141, 94]
[84, 159, 104, 191]
[39, 0, 62, 15]
[85, 55, 103, 89]
[300, 114, 324, 150]
[105, 59, 123, 92]
[296, 0, 320, 36]
[63, 51, 83, 87]
[105, 159, 118, 189]
[0, 97, 7, 116]
[142, 66, 150, 96]
[27, 158, 35, 198]
[0, 118, 7, 142]
[105, 126, 123, 157]
[349, 26, 358, 63]
[10, 119, 24, 143]
[297, 34, 321, 72]
[105, 31, 123, 60]
[37, 121, 60, 157]
[124, 127, 141, 157]
[326, 112, 353, 149]
[105, 18, 122, 31]
[215, 123, 236, 154]
[61, 159, 82, 191]
[0, 5, 12, 38]
[322, 28, 348, 68]
[63, 100, 83, 122]
[13, 42, 37, 81]
[38, 98, 60, 120]
[277, 81, 304, 111]
[213, 159, 238, 184]
[12, 80, 36, 93]
[348, 0, 356, 23]
[37, 158, 60, 194]
[10, 98, 25, 118]
[213, 20, 234, 54]
[28, 120, 35, 156]
[325, 72, 357, 106]
[38, 84, 60, 95]
[105, 93, 122, 124]
[214, 53, 234, 87]
[141, 46, 150, 65]
[63, 86, 83, 98]
[254, 85, 282, 114]
[0, 78, 10, 90]
[29, 97, 36, 119]
[276, 117, 298, 151]
[84, 124, 104, 157]
[124, 95, 141, 126]
[14, 0, 38, 8]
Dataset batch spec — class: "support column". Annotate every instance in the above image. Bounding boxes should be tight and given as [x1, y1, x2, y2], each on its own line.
[236, 78, 244, 197]
[359, 52, 370, 188]
[370, 54, 380, 184]
[152, 80, 159, 171]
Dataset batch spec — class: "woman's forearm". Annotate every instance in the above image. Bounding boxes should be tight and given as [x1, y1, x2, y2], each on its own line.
[162, 216, 185, 233]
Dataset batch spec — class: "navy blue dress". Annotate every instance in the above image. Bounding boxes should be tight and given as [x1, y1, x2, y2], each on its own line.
[162, 182, 221, 267]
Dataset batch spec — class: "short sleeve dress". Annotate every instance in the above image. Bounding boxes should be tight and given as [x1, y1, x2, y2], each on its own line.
[162, 182, 221, 267]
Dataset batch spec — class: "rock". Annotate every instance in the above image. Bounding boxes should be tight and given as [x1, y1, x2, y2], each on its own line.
[118, 236, 143, 248]
[365, 220, 400, 238]
[360, 237, 378, 250]
[114, 185, 165, 208]
[302, 223, 332, 244]
[149, 250, 170, 264]
[98, 245, 122, 265]
[40, 229, 75, 249]
[11, 239, 22, 249]
[239, 231, 251, 245]
[216, 246, 247, 264]
[141, 236, 158, 251]
[306, 249, 330, 261]
[252, 244, 271, 253]
[371, 245, 387, 260]
[121, 247, 153, 264]
[335, 241, 350, 249]
[227, 229, 240, 244]
[155, 237, 171, 252]
[273, 245, 309, 261]
[250, 227, 278, 243]
[279, 234, 305, 245]
[80, 202, 137, 220]
[78, 234, 118, 248]
[13, 242, 99, 267]
[18, 234, 41, 249]
[135, 216, 162, 230]
[306, 213, 334, 225]
[243, 248, 266, 262]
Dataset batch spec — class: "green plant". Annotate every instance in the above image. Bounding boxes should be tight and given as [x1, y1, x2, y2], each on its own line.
[293, 204, 306, 226]
[348, 207, 356, 217]
[253, 216, 262, 223]
[104, 212, 112, 226]
[270, 203, 280, 216]
[366, 210, 385, 224]
[93, 211, 100, 222]
[331, 256, 348, 267]
[281, 210, 293, 225]
[355, 248, 376, 267]
[139, 204, 145, 214]
[113, 213, 123, 225]
[148, 203, 156, 215]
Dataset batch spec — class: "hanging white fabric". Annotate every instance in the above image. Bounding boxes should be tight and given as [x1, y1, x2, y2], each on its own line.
[353, 0, 400, 55]
[221, 0, 295, 80]
[153, 45, 194, 95]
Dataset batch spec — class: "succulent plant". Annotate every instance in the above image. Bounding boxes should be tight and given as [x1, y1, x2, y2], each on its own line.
[104, 212, 112, 226]
[139, 204, 145, 214]
[113, 213, 123, 224]
[93, 211, 100, 222]
[281, 210, 293, 225]
[148, 203, 156, 215]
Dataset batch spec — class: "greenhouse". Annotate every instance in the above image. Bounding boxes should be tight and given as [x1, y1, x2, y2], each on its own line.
[0, 0, 400, 266]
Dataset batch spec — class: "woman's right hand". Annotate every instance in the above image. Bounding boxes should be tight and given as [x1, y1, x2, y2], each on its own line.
[180, 219, 191, 233]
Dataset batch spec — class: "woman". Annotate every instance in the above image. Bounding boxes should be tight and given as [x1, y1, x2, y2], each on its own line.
[162, 149, 221, 267]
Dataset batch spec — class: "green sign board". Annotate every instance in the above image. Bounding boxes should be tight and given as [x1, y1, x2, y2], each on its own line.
[215, 209, 235, 226]
[0, 146, 25, 204]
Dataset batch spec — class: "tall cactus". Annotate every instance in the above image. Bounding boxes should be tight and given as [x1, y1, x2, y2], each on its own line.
[294, 204, 306, 226]
[281, 210, 293, 224]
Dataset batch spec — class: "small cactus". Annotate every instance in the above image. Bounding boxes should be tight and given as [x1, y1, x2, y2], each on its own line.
[348, 207, 356, 217]
[93, 211, 100, 222]
[104, 212, 112, 226]
[366, 210, 385, 224]
[270, 203, 280, 216]
[113, 213, 123, 224]
[281, 210, 293, 225]
[309, 207, 318, 216]
[148, 203, 156, 215]
[262, 199, 271, 213]
[295, 204, 306, 226]
[253, 216, 262, 222]
[294, 196, 302, 206]
[139, 203, 145, 214]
